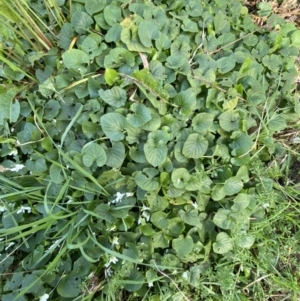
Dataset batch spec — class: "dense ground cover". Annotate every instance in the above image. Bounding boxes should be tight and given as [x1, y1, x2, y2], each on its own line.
[0, 0, 300, 300]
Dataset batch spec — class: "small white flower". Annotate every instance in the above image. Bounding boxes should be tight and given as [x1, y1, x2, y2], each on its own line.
[106, 225, 116, 231]
[112, 236, 119, 246]
[192, 202, 198, 209]
[39, 294, 49, 301]
[17, 206, 31, 214]
[110, 192, 134, 204]
[5, 242, 15, 250]
[142, 211, 150, 221]
[59, 60, 63, 64]
[110, 256, 118, 264]
[141, 204, 150, 211]
[182, 272, 189, 280]
[262, 203, 270, 209]
[10, 164, 25, 172]
[8, 149, 18, 156]
[10, 127, 15, 133]
[104, 255, 118, 268]
[0, 206, 6, 212]
[148, 282, 153, 287]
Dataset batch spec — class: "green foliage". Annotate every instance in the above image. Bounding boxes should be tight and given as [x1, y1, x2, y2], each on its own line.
[0, 0, 300, 300]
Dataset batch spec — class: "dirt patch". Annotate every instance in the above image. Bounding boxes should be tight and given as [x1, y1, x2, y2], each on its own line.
[244, 0, 300, 26]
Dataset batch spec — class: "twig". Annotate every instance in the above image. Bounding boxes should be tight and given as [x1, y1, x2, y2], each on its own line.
[189, 25, 205, 64]
[153, 261, 191, 301]
[139, 52, 149, 69]
[207, 30, 258, 56]
[242, 274, 272, 292]
[191, 73, 247, 103]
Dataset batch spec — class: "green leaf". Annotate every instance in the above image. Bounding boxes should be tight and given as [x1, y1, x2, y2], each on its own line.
[257, 2, 273, 17]
[155, 33, 171, 50]
[213, 209, 234, 229]
[291, 30, 300, 47]
[171, 39, 190, 57]
[231, 193, 250, 212]
[99, 87, 126, 108]
[229, 132, 253, 153]
[134, 171, 159, 191]
[138, 21, 160, 47]
[262, 54, 281, 71]
[26, 158, 47, 174]
[85, 0, 105, 16]
[44, 99, 60, 120]
[144, 143, 167, 167]
[0, 86, 20, 125]
[151, 211, 169, 229]
[223, 177, 243, 196]
[129, 145, 147, 163]
[235, 234, 255, 248]
[217, 57, 236, 74]
[152, 231, 170, 249]
[218, 110, 240, 132]
[243, 34, 258, 47]
[103, 5, 121, 26]
[73, 257, 92, 276]
[121, 26, 152, 53]
[57, 274, 81, 298]
[174, 89, 196, 116]
[104, 68, 119, 86]
[140, 224, 155, 236]
[182, 133, 208, 159]
[186, 0, 203, 17]
[144, 130, 169, 167]
[81, 33, 106, 59]
[178, 209, 205, 228]
[213, 232, 233, 254]
[167, 217, 185, 236]
[166, 55, 187, 69]
[147, 193, 169, 211]
[62, 49, 89, 69]
[49, 164, 65, 184]
[142, 108, 161, 131]
[71, 11, 94, 34]
[105, 142, 125, 168]
[192, 113, 214, 134]
[182, 19, 198, 32]
[82, 121, 101, 138]
[214, 13, 229, 34]
[172, 235, 193, 257]
[82, 143, 107, 167]
[58, 23, 74, 50]
[127, 103, 151, 128]
[236, 166, 249, 182]
[124, 269, 144, 292]
[100, 113, 127, 141]
[105, 24, 122, 43]
[104, 47, 135, 68]
[268, 115, 287, 131]
[172, 168, 191, 189]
